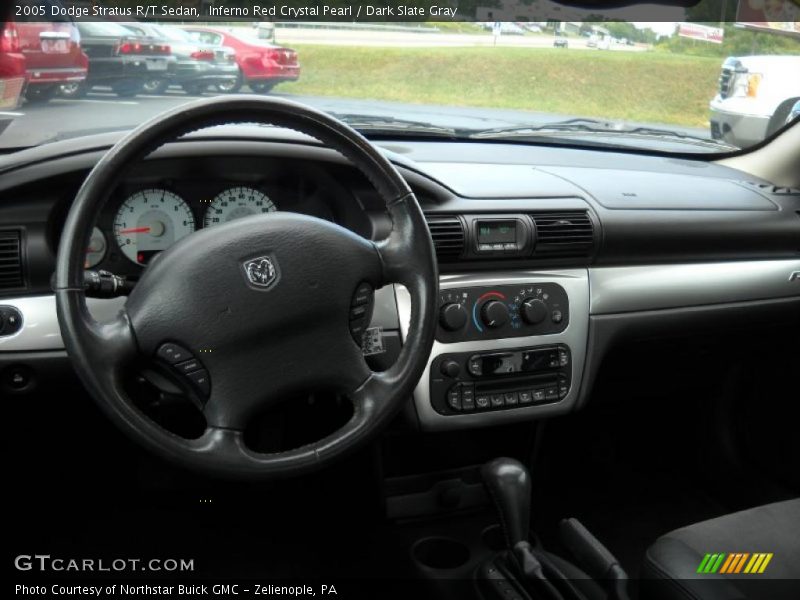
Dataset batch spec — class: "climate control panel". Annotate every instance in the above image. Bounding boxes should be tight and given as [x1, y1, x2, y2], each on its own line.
[437, 282, 569, 343]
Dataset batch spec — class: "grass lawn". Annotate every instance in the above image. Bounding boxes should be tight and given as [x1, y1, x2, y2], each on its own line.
[281, 46, 721, 128]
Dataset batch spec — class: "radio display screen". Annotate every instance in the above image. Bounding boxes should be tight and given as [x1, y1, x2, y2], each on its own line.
[477, 220, 516, 244]
[481, 349, 554, 376]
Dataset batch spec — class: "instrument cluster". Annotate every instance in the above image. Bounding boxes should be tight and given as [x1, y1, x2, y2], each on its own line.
[86, 178, 339, 273]
[108, 185, 276, 267]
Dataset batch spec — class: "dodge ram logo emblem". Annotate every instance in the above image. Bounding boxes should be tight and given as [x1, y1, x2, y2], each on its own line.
[243, 256, 277, 288]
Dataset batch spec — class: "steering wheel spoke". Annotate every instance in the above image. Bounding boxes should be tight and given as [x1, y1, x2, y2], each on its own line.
[199, 331, 375, 431]
[56, 289, 138, 378]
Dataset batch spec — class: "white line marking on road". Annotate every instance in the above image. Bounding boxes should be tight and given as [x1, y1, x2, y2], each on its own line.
[0, 111, 24, 117]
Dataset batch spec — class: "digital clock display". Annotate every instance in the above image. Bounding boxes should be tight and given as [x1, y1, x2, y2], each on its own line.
[477, 220, 517, 244]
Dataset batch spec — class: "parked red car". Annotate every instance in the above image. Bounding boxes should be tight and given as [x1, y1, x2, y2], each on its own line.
[181, 26, 299, 93]
[0, 28, 26, 110]
[7, 16, 88, 103]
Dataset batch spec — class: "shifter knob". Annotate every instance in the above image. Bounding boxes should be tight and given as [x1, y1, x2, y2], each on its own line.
[481, 457, 531, 549]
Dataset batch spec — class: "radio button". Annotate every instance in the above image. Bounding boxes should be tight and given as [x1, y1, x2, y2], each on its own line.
[552, 310, 563, 324]
[504, 392, 519, 405]
[447, 389, 462, 411]
[544, 385, 559, 400]
[532, 389, 546, 402]
[490, 394, 505, 407]
[440, 359, 461, 378]
[468, 356, 483, 376]
[476, 395, 491, 409]
[558, 348, 569, 367]
[461, 387, 475, 411]
[518, 391, 533, 404]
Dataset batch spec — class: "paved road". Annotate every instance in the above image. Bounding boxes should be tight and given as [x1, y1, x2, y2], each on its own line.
[0, 88, 709, 149]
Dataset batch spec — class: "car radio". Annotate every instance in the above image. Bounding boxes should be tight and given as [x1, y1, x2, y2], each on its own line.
[429, 345, 571, 415]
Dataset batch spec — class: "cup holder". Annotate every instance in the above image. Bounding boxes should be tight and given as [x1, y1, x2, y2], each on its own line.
[412, 537, 471, 570]
[481, 524, 506, 552]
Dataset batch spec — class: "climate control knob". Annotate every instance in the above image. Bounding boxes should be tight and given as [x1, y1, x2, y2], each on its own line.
[521, 298, 548, 325]
[481, 300, 509, 328]
[439, 302, 468, 331]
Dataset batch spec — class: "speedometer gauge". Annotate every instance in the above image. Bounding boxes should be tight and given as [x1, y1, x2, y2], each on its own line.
[113, 189, 195, 266]
[203, 186, 276, 227]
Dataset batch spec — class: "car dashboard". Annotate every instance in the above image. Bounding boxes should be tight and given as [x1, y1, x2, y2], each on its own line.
[1, 127, 800, 434]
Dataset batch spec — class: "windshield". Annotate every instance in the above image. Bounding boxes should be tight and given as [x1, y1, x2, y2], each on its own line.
[2, 0, 800, 153]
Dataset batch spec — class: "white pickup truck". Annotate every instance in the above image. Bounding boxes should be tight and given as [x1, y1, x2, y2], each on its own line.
[709, 55, 800, 147]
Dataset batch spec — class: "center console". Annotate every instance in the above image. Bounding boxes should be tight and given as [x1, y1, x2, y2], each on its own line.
[396, 271, 589, 431]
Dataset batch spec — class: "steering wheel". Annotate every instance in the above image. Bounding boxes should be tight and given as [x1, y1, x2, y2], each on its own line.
[55, 96, 438, 479]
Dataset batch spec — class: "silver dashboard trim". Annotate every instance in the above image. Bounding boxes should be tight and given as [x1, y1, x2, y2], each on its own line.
[589, 259, 800, 315]
[396, 270, 590, 432]
[0, 296, 127, 352]
[0, 286, 399, 353]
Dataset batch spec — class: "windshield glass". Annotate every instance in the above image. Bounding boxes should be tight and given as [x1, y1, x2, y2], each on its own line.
[2, 0, 800, 153]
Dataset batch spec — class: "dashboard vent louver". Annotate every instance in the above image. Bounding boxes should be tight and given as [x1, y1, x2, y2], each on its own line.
[531, 211, 594, 257]
[425, 215, 465, 260]
[744, 181, 800, 196]
[0, 230, 23, 289]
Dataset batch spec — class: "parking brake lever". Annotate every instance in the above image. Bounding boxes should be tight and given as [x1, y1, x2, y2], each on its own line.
[559, 518, 630, 600]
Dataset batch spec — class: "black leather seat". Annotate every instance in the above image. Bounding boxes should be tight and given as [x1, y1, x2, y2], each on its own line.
[641, 498, 800, 600]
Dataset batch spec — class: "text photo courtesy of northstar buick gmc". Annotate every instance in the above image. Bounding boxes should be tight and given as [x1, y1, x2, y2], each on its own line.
[2, 3, 800, 600]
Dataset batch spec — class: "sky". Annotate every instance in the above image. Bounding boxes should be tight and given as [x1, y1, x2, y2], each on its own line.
[634, 22, 680, 37]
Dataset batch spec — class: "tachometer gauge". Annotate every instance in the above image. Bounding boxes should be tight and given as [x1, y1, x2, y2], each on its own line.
[84, 227, 107, 269]
[203, 186, 276, 227]
[113, 189, 195, 266]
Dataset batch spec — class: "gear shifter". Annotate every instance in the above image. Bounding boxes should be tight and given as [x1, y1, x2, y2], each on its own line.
[480, 457, 628, 600]
[481, 457, 531, 548]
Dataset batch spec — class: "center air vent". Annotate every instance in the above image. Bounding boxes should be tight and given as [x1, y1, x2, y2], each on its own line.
[0, 230, 23, 289]
[425, 215, 465, 260]
[531, 211, 594, 257]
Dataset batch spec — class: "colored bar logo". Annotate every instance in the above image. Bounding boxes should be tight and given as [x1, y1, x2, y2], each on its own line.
[697, 553, 773, 574]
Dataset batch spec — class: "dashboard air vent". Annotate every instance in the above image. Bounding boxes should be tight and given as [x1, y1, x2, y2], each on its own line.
[531, 211, 594, 256]
[0, 230, 23, 289]
[425, 215, 465, 260]
[744, 181, 800, 195]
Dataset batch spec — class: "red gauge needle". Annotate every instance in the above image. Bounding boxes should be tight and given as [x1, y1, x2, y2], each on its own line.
[119, 226, 151, 234]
